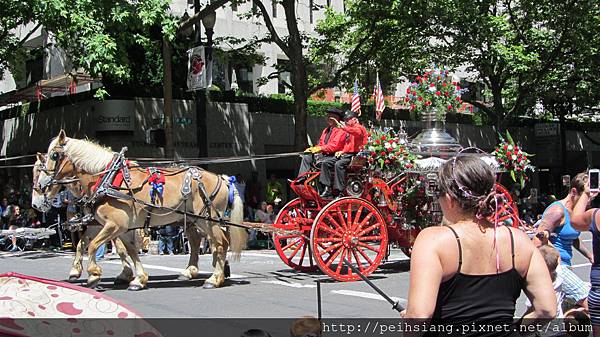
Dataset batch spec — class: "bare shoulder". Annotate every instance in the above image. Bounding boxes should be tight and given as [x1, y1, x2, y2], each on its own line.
[508, 227, 534, 250]
[506, 227, 535, 271]
[413, 226, 455, 248]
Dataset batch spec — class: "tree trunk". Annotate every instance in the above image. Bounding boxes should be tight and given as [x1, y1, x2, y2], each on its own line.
[490, 82, 506, 133]
[282, 0, 309, 150]
[162, 36, 174, 159]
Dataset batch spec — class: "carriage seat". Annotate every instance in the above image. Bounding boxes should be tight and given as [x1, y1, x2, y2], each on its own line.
[346, 156, 367, 173]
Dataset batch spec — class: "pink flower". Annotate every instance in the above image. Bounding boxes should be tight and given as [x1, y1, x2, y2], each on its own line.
[435, 91, 441, 96]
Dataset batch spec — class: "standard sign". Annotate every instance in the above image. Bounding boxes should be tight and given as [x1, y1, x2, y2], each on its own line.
[93, 100, 135, 131]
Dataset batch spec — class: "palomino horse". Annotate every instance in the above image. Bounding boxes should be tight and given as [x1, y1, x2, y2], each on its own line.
[33, 155, 209, 286]
[32, 154, 136, 285]
[32, 130, 246, 290]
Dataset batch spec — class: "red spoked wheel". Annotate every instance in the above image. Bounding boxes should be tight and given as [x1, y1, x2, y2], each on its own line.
[310, 197, 388, 282]
[491, 183, 520, 228]
[273, 198, 318, 272]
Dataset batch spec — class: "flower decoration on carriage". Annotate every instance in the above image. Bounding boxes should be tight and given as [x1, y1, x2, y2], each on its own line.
[493, 131, 534, 189]
[362, 128, 418, 172]
[404, 65, 469, 119]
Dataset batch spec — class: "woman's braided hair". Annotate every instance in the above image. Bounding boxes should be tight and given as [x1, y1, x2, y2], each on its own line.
[438, 154, 497, 219]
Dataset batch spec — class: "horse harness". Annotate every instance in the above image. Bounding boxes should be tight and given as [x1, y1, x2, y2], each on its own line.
[71, 148, 231, 233]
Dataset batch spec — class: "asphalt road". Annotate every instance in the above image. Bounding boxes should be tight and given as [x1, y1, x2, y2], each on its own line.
[0, 232, 593, 319]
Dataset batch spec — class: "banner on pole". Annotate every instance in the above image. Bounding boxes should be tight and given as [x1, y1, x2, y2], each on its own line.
[187, 46, 207, 90]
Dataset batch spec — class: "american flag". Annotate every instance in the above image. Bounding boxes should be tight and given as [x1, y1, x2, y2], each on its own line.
[351, 78, 361, 115]
[373, 72, 385, 121]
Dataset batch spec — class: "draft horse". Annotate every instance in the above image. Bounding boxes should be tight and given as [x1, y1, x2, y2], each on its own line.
[32, 154, 137, 285]
[32, 130, 246, 290]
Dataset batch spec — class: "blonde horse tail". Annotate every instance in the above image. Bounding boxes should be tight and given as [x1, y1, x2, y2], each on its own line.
[228, 181, 247, 261]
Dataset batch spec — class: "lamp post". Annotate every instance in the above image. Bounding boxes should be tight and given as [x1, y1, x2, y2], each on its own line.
[194, 0, 216, 158]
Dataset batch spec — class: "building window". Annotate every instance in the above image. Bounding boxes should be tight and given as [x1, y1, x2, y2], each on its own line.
[272, 0, 277, 17]
[232, 66, 254, 93]
[277, 59, 291, 94]
[309, 0, 314, 23]
[25, 55, 44, 86]
[232, 2, 237, 11]
[327, 0, 331, 7]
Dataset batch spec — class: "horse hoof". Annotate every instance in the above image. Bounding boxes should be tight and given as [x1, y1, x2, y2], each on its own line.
[177, 274, 191, 281]
[92, 285, 106, 292]
[86, 279, 100, 289]
[202, 282, 217, 289]
[224, 263, 231, 279]
[68, 276, 79, 283]
[128, 284, 143, 291]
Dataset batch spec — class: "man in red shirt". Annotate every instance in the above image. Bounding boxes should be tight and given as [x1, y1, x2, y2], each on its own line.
[297, 108, 347, 184]
[321, 110, 367, 198]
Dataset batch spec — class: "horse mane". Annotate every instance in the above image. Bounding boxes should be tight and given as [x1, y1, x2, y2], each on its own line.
[49, 137, 114, 174]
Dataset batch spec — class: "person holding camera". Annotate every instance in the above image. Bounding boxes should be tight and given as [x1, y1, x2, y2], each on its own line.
[571, 174, 600, 334]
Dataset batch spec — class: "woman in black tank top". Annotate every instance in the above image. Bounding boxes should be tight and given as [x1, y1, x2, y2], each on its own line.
[404, 156, 556, 336]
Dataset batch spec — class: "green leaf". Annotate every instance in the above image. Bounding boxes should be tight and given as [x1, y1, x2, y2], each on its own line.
[520, 176, 525, 189]
[505, 131, 514, 144]
[510, 170, 516, 182]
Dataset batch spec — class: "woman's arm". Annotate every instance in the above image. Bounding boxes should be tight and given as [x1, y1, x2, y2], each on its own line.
[572, 237, 593, 263]
[533, 206, 564, 246]
[405, 228, 444, 319]
[571, 190, 595, 231]
[522, 247, 557, 319]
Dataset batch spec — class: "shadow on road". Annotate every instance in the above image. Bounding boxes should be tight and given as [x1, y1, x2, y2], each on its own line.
[65, 273, 250, 291]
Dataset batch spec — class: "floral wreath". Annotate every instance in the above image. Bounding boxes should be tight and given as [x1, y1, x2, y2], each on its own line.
[362, 128, 417, 172]
[492, 131, 534, 189]
[404, 65, 469, 119]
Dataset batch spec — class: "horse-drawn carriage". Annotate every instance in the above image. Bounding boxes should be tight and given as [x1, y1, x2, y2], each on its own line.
[31, 127, 524, 289]
[271, 130, 521, 282]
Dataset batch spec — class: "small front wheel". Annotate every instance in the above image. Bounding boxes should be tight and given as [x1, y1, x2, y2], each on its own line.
[273, 198, 318, 272]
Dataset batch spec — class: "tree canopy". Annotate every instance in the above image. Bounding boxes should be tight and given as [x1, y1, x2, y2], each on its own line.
[0, 0, 179, 91]
[312, 0, 600, 127]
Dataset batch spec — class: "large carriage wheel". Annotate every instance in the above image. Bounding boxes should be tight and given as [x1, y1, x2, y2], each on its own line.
[273, 198, 318, 272]
[310, 197, 388, 282]
[492, 183, 520, 228]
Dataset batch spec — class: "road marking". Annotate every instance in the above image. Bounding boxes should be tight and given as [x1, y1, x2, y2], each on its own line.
[241, 252, 281, 258]
[261, 280, 316, 288]
[571, 263, 591, 268]
[57, 256, 247, 279]
[330, 290, 406, 304]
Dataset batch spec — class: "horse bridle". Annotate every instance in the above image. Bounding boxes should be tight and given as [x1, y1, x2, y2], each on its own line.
[37, 144, 80, 193]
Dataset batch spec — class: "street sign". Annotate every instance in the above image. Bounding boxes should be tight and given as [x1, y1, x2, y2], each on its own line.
[187, 46, 207, 90]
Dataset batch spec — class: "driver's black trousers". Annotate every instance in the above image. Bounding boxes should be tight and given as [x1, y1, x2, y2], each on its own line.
[320, 154, 354, 192]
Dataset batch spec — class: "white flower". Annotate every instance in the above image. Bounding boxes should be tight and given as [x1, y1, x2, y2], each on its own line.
[384, 142, 391, 149]
[368, 146, 375, 151]
[392, 142, 398, 148]
[512, 155, 517, 160]
[428, 86, 437, 93]
[507, 145, 513, 151]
